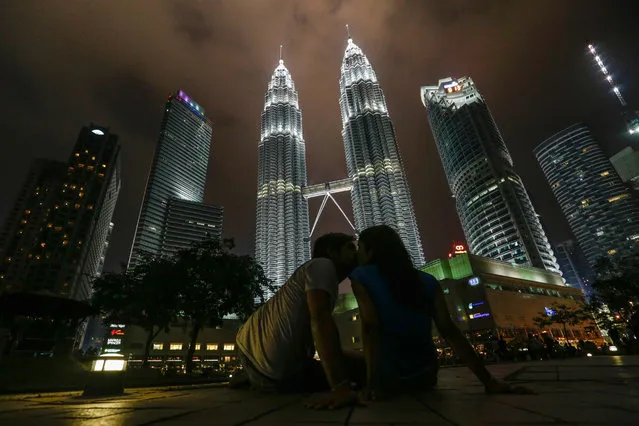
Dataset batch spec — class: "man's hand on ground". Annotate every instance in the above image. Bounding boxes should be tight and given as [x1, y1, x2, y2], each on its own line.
[304, 388, 360, 410]
[485, 379, 536, 395]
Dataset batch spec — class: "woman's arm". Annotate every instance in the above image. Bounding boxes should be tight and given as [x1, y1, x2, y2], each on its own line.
[431, 282, 532, 394]
[351, 279, 381, 391]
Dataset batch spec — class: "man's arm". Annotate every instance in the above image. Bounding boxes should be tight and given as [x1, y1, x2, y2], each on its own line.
[306, 289, 349, 390]
[351, 280, 381, 390]
[431, 282, 495, 386]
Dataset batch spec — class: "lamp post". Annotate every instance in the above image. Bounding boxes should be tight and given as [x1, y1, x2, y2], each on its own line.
[83, 353, 128, 396]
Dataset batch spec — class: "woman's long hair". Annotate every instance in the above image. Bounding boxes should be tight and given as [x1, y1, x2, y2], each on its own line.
[358, 225, 427, 310]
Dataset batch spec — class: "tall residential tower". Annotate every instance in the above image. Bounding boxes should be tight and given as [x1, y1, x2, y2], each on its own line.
[0, 124, 121, 301]
[534, 123, 639, 267]
[340, 37, 424, 266]
[129, 90, 221, 268]
[421, 77, 560, 274]
[255, 56, 310, 288]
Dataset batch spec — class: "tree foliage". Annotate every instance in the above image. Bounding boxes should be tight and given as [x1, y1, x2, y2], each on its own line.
[533, 303, 591, 338]
[174, 238, 273, 374]
[590, 250, 639, 315]
[92, 238, 273, 373]
[91, 257, 182, 365]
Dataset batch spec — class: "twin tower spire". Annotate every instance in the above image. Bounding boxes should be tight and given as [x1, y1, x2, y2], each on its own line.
[255, 29, 424, 289]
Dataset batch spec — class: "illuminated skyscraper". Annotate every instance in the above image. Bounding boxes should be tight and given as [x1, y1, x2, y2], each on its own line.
[340, 36, 424, 266]
[255, 56, 310, 289]
[0, 124, 121, 301]
[129, 90, 220, 268]
[534, 123, 639, 267]
[421, 77, 560, 274]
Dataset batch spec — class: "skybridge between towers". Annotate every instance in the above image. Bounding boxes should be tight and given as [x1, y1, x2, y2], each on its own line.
[302, 178, 355, 239]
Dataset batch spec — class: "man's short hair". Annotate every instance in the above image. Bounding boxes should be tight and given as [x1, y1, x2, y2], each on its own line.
[312, 233, 355, 259]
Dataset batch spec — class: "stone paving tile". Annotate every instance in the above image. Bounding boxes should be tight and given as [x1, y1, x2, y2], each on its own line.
[1, 356, 639, 425]
[348, 399, 452, 425]
[159, 393, 302, 426]
[416, 393, 556, 425]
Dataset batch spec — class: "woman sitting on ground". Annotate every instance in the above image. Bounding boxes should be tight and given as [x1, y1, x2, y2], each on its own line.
[350, 225, 530, 399]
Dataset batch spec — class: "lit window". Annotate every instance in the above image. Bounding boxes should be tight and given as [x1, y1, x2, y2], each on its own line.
[78, 192, 84, 198]
[351, 313, 359, 321]
[24, 210, 31, 215]
[224, 356, 231, 363]
[194, 344, 201, 351]
[351, 336, 361, 344]
[223, 344, 235, 351]
[40, 242, 46, 248]
[600, 171, 610, 177]
[20, 220, 27, 225]
[74, 153, 80, 157]
[608, 249, 617, 255]
[206, 344, 218, 351]
[153, 343, 164, 350]
[62, 240, 69, 246]
[608, 194, 630, 203]
[169, 343, 183, 350]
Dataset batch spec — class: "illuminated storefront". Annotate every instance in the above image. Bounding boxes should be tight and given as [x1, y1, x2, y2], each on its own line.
[334, 248, 597, 351]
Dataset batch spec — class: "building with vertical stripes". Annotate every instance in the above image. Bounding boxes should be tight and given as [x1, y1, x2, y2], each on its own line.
[534, 123, 639, 267]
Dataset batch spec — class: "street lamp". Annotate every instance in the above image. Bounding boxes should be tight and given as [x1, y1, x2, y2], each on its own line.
[83, 353, 128, 396]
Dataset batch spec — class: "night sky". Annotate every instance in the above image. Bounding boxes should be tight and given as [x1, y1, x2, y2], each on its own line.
[1, 1, 638, 272]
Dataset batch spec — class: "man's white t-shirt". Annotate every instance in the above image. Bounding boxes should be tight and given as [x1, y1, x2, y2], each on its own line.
[235, 258, 338, 380]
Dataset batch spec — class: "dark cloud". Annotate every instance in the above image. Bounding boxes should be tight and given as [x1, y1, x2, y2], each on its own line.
[172, 0, 214, 45]
[0, 0, 637, 272]
[92, 71, 162, 140]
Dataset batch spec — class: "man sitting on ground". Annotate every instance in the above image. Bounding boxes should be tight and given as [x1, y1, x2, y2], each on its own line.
[234, 233, 363, 408]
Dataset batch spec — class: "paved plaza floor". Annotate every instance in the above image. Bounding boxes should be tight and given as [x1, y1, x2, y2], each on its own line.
[0, 356, 637, 425]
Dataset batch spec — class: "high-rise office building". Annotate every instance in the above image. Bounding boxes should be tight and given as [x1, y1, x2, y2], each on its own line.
[0, 124, 121, 301]
[553, 240, 591, 296]
[340, 37, 424, 266]
[610, 147, 639, 191]
[255, 57, 310, 288]
[163, 199, 222, 257]
[129, 90, 222, 268]
[534, 123, 639, 267]
[421, 77, 560, 274]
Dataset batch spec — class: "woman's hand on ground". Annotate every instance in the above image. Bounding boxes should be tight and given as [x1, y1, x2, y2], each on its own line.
[304, 388, 360, 410]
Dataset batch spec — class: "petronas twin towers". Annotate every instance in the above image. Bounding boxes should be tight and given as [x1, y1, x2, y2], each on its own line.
[256, 36, 424, 288]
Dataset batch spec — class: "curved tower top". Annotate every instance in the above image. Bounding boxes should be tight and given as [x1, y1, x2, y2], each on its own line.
[421, 77, 561, 275]
[339, 35, 425, 266]
[255, 54, 310, 292]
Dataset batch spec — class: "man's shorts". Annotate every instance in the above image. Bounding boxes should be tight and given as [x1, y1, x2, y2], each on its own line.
[237, 349, 329, 393]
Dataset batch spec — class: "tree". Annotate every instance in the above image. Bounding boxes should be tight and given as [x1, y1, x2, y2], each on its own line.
[91, 257, 181, 366]
[590, 250, 639, 318]
[533, 303, 590, 339]
[174, 238, 273, 375]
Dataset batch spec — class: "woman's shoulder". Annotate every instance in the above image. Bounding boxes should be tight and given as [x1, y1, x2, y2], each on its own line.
[417, 270, 438, 283]
[349, 264, 380, 282]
